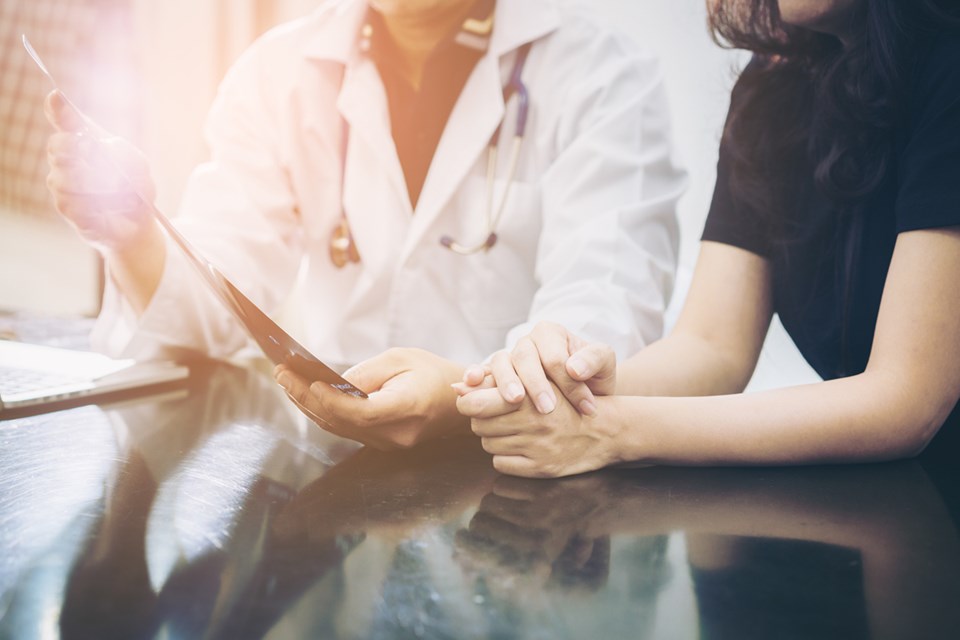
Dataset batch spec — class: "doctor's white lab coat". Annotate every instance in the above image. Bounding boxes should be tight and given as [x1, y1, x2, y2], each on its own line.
[94, 0, 686, 367]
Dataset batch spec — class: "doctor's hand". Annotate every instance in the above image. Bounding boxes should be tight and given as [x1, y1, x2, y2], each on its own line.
[456, 380, 622, 478]
[455, 322, 618, 420]
[275, 348, 470, 450]
[45, 90, 158, 252]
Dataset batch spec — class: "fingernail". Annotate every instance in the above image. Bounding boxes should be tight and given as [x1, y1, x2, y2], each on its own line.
[276, 373, 289, 388]
[507, 382, 525, 402]
[537, 392, 556, 414]
[579, 399, 597, 416]
[568, 356, 587, 378]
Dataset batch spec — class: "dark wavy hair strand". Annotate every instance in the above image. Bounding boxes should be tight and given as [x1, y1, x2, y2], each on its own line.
[708, 0, 960, 230]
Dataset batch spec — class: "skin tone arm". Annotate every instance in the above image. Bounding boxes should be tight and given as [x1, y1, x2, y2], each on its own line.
[611, 242, 773, 397]
[456, 229, 960, 477]
[276, 348, 471, 450]
[463, 241, 774, 416]
[45, 91, 166, 315]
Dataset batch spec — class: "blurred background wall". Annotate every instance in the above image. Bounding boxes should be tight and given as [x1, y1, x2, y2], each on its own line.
[0, 0, 817, 388]
[0, 0, 317, 316]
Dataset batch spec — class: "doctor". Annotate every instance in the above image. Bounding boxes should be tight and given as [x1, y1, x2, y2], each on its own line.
[44, 0, 685, 449]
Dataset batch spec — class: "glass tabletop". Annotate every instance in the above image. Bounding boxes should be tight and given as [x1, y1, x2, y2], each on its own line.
[1, 360, 958, 639]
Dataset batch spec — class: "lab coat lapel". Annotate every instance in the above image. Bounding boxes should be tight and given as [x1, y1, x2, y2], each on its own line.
[337, 58, 413, 274]
[303, 0, 412, 274]
[399, 0, 561, 262]
[401, 50, 503, 261]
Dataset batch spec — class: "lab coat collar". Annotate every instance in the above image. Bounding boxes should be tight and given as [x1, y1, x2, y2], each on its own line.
[403, 0, 560, 260]
[490, 0, 560, 57]
[300, 0, 366, 64]
[300, 0, 410, 230]
[300, 0, 561, 66]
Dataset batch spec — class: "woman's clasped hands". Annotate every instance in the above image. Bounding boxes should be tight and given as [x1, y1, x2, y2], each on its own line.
[453, 322, 624, 479]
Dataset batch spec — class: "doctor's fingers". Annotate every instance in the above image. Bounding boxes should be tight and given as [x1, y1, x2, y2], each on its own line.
[305, 378, 397, 430]
[457, 386, 521, 419]
[276, 366, 338, 422]
[462, 363, 490, 387]
[46, 181, 153, 250]
[275, 367, 330, 422]
[44, 90, 101, 134]
[47, 163, 145, 208]
[277, 369, 379, 444]
[306, 379, 441, 451]
[46, 182, 144, 219]
[342, 348, 411, 393]
[284, 389, 337, 433]
[48, 132, 154, 194]
[451, 376, 496, 399]
[283, 389, 396, 451]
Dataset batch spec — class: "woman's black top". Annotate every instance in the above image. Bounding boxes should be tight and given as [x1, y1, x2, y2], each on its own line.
[701, 33, 960, 461]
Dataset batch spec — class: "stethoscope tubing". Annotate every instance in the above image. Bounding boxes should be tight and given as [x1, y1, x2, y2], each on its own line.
[335, 42, 533, 263]
[439, 43, 532, 255]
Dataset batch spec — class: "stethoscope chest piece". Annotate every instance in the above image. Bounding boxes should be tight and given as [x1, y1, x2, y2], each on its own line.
[439, 231, 498, 255]
[329, 215, 360, 268]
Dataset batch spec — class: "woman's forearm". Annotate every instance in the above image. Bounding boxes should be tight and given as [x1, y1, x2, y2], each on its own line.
[610, 243, 773, 399]
[603, 370, 938, 466]
[615, 331, 760, 398]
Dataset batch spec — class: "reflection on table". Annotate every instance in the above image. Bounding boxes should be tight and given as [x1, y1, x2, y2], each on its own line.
[1, 361, 958, 639]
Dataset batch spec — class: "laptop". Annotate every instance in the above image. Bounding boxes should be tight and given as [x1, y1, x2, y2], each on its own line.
[0, 339, 189, 417]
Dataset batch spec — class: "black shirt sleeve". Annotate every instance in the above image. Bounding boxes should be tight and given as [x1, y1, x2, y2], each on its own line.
[895, 33, 960, 232]
[704, 35, 960, 254]
[701, 61, 774, 258]
[701, 136, 772, 258]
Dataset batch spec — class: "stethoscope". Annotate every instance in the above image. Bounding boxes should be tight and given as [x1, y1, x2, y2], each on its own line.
[330, 41, 532, 267]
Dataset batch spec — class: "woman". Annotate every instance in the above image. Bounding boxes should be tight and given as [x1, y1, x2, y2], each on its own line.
[455, 0, 960, 478]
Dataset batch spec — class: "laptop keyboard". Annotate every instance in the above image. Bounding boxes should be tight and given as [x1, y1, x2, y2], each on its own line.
[0, 367, 87, 396]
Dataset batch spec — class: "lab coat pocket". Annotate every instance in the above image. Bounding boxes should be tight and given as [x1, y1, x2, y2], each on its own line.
[456, 178, 542, 329]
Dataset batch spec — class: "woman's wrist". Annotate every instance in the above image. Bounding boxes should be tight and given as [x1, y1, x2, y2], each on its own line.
[592, 394, 639, 468]
[593, 394, 663, 468]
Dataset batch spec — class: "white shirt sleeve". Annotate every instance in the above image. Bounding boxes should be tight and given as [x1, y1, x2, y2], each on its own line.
[505, 39, 685, 360]
[92, 39, 306, 361]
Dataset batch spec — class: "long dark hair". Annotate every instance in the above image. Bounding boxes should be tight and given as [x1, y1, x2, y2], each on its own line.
[709, 0, 960, 227]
